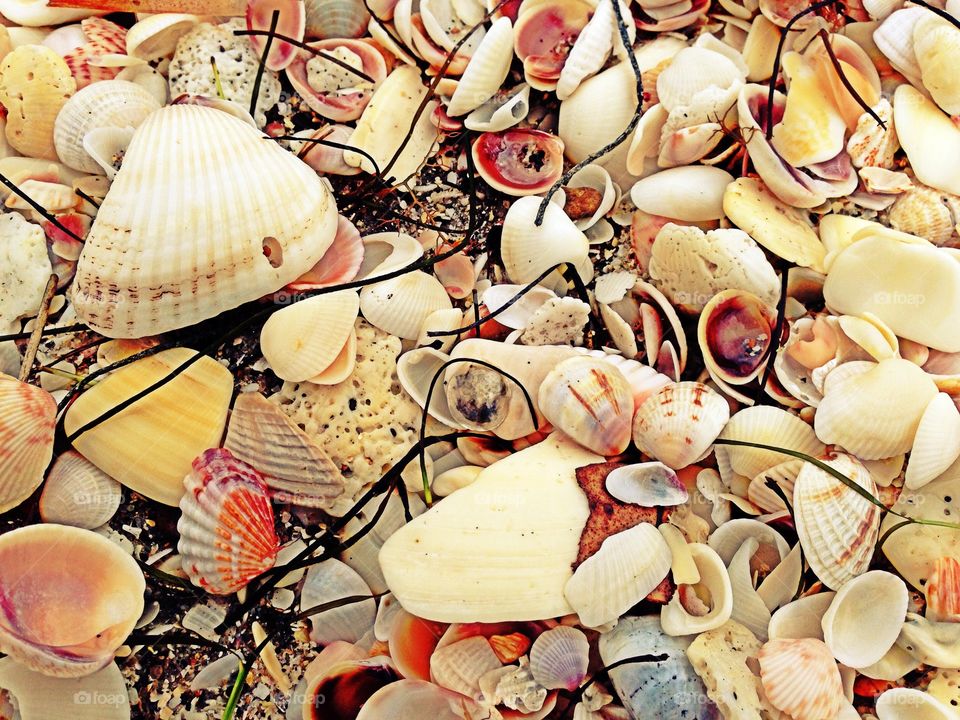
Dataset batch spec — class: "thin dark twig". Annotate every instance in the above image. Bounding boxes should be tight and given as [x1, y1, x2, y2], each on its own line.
[249, 10, 280, 118]
[234, 30, 377, 83]
[0, 323, 88, 343]
[816, 29, 885, 129]
[268, 134, 383, 177]
[74, 188, 101, 208]
[0, 172, 85, 242]
[18, 274, 58, 382]
[907, 0, 960, 30]
[755, 262, 790, 403]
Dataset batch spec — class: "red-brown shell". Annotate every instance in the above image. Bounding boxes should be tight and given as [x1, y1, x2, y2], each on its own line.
[285, 38, 387, 121]
[472, 129, 565, 196]
[246, 0, 306, 71]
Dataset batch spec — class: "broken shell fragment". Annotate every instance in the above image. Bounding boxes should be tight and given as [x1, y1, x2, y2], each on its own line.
[661, 543, 734, 636]
[500, 195, 589, 285]
[905, 392, 960, 490]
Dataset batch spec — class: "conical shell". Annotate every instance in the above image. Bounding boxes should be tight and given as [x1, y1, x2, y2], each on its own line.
[38, 450, 121, 530]
[500, 196, 589, 285]
[0, 658, 130, 719]
[632, 382, 730, 470]
[905, 393, 960, 490]
[447, 16, 514, 116]
[301, 558, 376, 645]
[564, 522, 672, 628]
[360, 270, 452, 340]
[716, 406, 824, 482]
[0, 524, 144, 677]
[529, 626, 589, 691]
[63, 348, 233, 507]
[793, 454, 881, 590]
[537, 356, 634, 456]
[177, 448, 280, 595]
[224, 391, 354, 513]
[661, 542, 733, 635]
[53, 79, 160, 174]
[758, 638, 844, 720]
[605, 462, 688, 506]
[822, 570, 908, 669]
[0, 374, 56, 514]
[72, 104, 338, 338]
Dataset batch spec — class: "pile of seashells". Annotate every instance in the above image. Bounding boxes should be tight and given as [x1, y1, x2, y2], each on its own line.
[1, 0, 960, 717]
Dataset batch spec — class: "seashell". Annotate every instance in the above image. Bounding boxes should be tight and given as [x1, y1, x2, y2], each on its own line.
[500, 195, 589, 285]
[905, 393, 960, 490]
[306, 0, 371, 38]
[397, 347, 463, 428]
[912, 14, 960, 117]
[0, 658, 130, 719]
[287, 215, 364, 290]
[661, 543, 733, 635]
[565, 164, 617, 231]
[177, 448, 280, 595]
[859, 643, 921, 682]
[0, 45, 75, 161]
[356, 231, 423, 278]
[379, 433, 602, 622]
[430, 635, 502, 698]
[726, 538, 773, 640]
[465, 83, 531, 132]
[0, 1, 94, 26]
[39, 450, 121, 530]
[554, 0, 620, 101]
[888, 185, 959, 247]
[757, 638, 844, 720]
[345, 65, 440, 185]
[53, 79, 161, 174]
[564, 522, 672, 628]
[768, 592, 836, 641]
[630, 166, 733, 222]
[285, 39, 387, 122]
[716, 406, 824, 483]
[707, 518, 791, 566]
[64, 348, 233, 506]
[472, 129, 564, 196]
[73, 104, 338, 338]
[837, 314, 898, 362]
[822, 570, 908, 668]
[529, 626, 589, 691]
[898, 612, 960, 668]
[747, 459, 801, 512]
[875, 688, 957, 720]
[360, 270, 452, 340]
[513, 0, 593, 90]
[61, 18, 127, 90]
[813, 359, 938, 459]
[224, 392, 353, 512]
[894, 84, 960, 197]
[0, 524, 144, 677]
[537, 356, 634, 456]
[447, 16, 514, 116]
[300, 125, 363, 176]
[656, 46, 745, 113]
[0, 374, 56, 514]
[357, 678, 482, 720]
[873, 8, 925, 80]
[81, 125, 134, 178]
[304, 656, 402, 719]
[301, 559, 376, 645]
[5, 178, 76, 213]
[246, 0, 306, 71]
[632, 382, 730, 470]
[824, 234, 960, 352]
[125, 13, 199, 60]
[793, 454, 881, 590]
[260, 290, 359, 382]
[599, 615, 719, 720]
[925, 556, 960, 623]
[698, 289, 777, 386]
[416, 307, 463, 353]
[605, 462, 688, 506]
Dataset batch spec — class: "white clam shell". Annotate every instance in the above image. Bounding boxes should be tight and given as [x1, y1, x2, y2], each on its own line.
[500, 196, 589, 285]
[481, 283, 557, 329]
[0, 657, 130, 719]
[876, 688, 957, 720]
[566, 164, 618, 231]
[757, 638, 844, 720]
[905, 393, 960, 490]
[914, 14, 960, 117]
[529, 626, 589, 691]
[630, 166, 733, 222]
[661, 543, 733, 636]
[360, 270, 452, 340]
[873, 7, 926, 81]
[605, 462, 687, 506]
[39, 451, 121, 530]
[126, 13, 199, 60]
[447, 16, 513, 116]
[565, 522, 672, 628]
[656, 46, 745, 112]
[894, 84, 960, 197]
[301, 559, 376, 645]
[82, 125, 135, 179]
[822, 571, 908, 668]
[768, 592, 836, 641]
[793, 454, 881, 590]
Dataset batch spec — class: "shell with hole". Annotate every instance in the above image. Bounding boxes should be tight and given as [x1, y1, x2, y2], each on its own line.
[177, 448, 280, 595]
[822, 570, 908, 668]
[793, 453, 882, 590]
[500, 195, 590, 285]
[0, 374, 56, 515]
[632, 381, 730, 470]
[0, 524, 144, 677]
[72, 104, 338, 338]
[758, 637, 845, 720]
[38, 450, 121, 530]
[661, 543, 734, 635]
[473, 129, 565, 196]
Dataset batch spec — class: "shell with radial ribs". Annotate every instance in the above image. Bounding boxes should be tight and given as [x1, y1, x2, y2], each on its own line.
[0, 375, 56, 515]
[758, 638, 844, 720]
[529, 626, 589, 691]
[38, 451, 122, 530]
[177, 449, 280, 595]
[72, 104, 338, 338]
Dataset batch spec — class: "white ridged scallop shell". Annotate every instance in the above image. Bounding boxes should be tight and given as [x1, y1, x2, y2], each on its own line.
[301, 558, 376, 645]
[0, 375, 56, 514]
[397, 347, 463, 428]
[73, 104, 339, 338]
[661, 542, 733, 635]
[500, 196, 589, 285]
[177, 449, 280, 595]
[632, 382, 730, 470]
[537, 356, 634, 456]
[54, 80, 161, 174]
[306, 0, 371, 38]
[630, 166, 734, 222]
[905, 393, 960, 490]
[565, 523, 671, 628]
[223, 392, 353, 513]
[529, 626, 589, 691]
[39, 451, 121, 530]
[822, 570, 908, 668]
[605, 462, 688, 506]
[260, 290, 359, 382]
[447, 17, 514, 116]
[360, 270, 452, 340]
[716, 406, 824, 483]
[793, 454, 881, 590]
[430, 635, 502, 698]
[758, 638, 844, 720]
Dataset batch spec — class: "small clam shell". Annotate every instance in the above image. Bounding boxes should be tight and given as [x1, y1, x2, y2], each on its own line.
[537, 356, 634, 456]
[565, 522, 672, 628]
[758, 638, 844, 720]
[288, 215, 365, 289]
[306, 0, 372, 38]
[473, 129, 564, 196]
[0, 374, 57, 514]
[875, 688, 957, 720]
[708, 517, 790, 566]
[513, 0, 592, 90]
[125, 13, 198, 59]
[768, 592, 836, 641]
[301, 558, 376, 645]
[605, 462, 688, 506]
[793, 454, 881, 590]
[661, 542, 733, 635]
[500, 195, 589, 285]
[822, 570, 908, 669]
[81, 125, 134, 178]
[39, 450, 121, 529]
[632, 381, 730, 470]
[177, 448, 280, 595]
[464, 83, 531, 132]
[529, 626, 589, 691]
[260, 290, 359, 382]
[905, 393, 960, 490]
[360, 270, 452, 340]
[698, 289, 777, 386]
[447, 16, 514, 116]
[246, 0, 305, 71]
[873, 8, 925, 81]
[894, 84, 960, 197]
[630, 166, 733, 222]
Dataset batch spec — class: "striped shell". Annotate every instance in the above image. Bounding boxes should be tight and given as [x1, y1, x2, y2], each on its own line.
[305, 0, 371, 39]
[926, 556, 960, 623]
[63, 18, 127, 89]
[529, 626, 590, 691]
[177, 448, 280, 595]
[758, 638, 844, 720]
[39, 451, 121, 530]
[0, 375, 57, 514]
